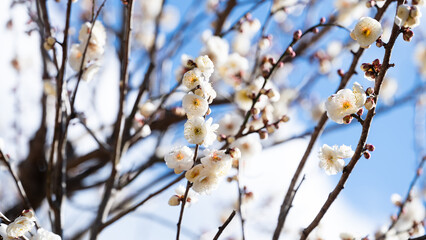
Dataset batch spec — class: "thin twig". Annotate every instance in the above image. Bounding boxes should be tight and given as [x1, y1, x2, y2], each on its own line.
[89, 0, 134, 239]
[213, 210, 237, 240]
[377, 156, 426, 240]
[272, 2, 395, 237]
[300, 2, 403, 238]
[176, 144, 199, 240]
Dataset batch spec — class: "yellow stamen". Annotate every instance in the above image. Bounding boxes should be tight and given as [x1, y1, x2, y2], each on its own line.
[362, 27, 371, 37]
[342, 101, 352, 109]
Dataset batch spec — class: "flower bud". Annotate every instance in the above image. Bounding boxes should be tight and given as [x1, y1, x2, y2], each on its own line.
[280, 115, 290, 122]
[360, 63, 370, 72]
[168, 195, 181, 206]
[286, 46, 296, 58]
[227, 136, 235, 144]
[312, 27, 319, 34]
[365, 144, 375, 151]
[403, 29, 414, 42]
[259, 130, 268, 139]
[22, 209, 35, 221]
[357, 108, 364, 116]
[320, 17, 326, 24]
[365, 98, 376, 110]
[366, 0, 375, 8]
[266, 125, 275, 134]
[293, 30, 302, 40]
[365, 87, 374, 96]
[343, 115, 353, 124]
[363, 151, 371, 159]
[337, 69, 345, 77]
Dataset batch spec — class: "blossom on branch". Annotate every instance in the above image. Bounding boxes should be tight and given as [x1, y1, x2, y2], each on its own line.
[318, 144, 354, 175]
[350, 17, 382, 48]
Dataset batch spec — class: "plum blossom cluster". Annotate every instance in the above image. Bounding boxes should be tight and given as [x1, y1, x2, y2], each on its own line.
[395, 4, 422, 29]
[360, 58, 381, 81]
[318, 144, 354, 175]
[0, 210, 61, 240]
[325, 82, 367, 124]
[165, 55, 240, 206]
[350, 17, 382, 48]
[377, 192, 425, 239]
[69, 21, 106, 82]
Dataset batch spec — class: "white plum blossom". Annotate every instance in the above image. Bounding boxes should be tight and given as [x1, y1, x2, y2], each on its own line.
[32, 228, 62, 240]
[235, 88, 255, 111]
[218, 114, 244, 136]
[352, 82, 367, 108]
[325, 83, 366, 124]
[182, 93, 209, 118]
[197, 80, 217, 104]
[184, 117, 218, 147]
[350, 17, 383, 48]
[69, 21, 106, 82]
[335, 0, 367, 26]
[218, 53, 249, 87]
[78, 20, 106, 59]
[164, 146, 194, 174]
[201, 35, 229, 66]
[182, 68, 204, 90]
[185, 164, 220, 194]
[232, 34, 251, 56]
[318, 144, 354, 175]
[195, 55, 214, 79]
[231, 135, 262, 159]
[6, 216, 34, 238]
[200, 149, 233, 177]
[395, 5, 422, 28]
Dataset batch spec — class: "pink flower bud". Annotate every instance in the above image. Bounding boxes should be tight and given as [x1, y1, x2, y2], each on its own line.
[357, 108, 364, 116]
[293, 30, 302, 40]
[320, 17, 326, 24]
[312, 28, 319, 34]
[403, 29, 414, 42]
[343, 115, 353, 124]
[365, 87, 374, 96]
[363, 151, 371, 159]
[365, 144, 375, 152]
[337, 69, 345, 77]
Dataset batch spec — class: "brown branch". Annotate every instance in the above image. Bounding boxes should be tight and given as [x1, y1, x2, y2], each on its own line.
[409, 235, 426, 240]
[214, 0, 237, 36]
[272, 2, 396, 237]
[377, 156, 426, 240]
[0, 150, 34, 212]
[176, 144, 199, 240]
[213, 210, 237, 240]
[100, 174, 185, 231]
[45, 0, 73, 235]
[300, 2, 402, 238]
[89, 0, 135, 239]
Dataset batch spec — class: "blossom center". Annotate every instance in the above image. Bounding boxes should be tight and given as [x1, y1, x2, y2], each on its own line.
[212, 153, 221, 162]
[193, 98, 201, 106]
[362, 27, 371, 37]
[194, 127, 202, 135]
[176, 153, 184, 161]
[342, 101, 352, 110]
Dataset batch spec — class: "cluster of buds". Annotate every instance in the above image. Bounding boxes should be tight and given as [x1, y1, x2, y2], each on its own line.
[363, 143, 375, 159]
[360, 59, 381, 81]
[43, 36, 56, 51]
[260, 55, 277, 78]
